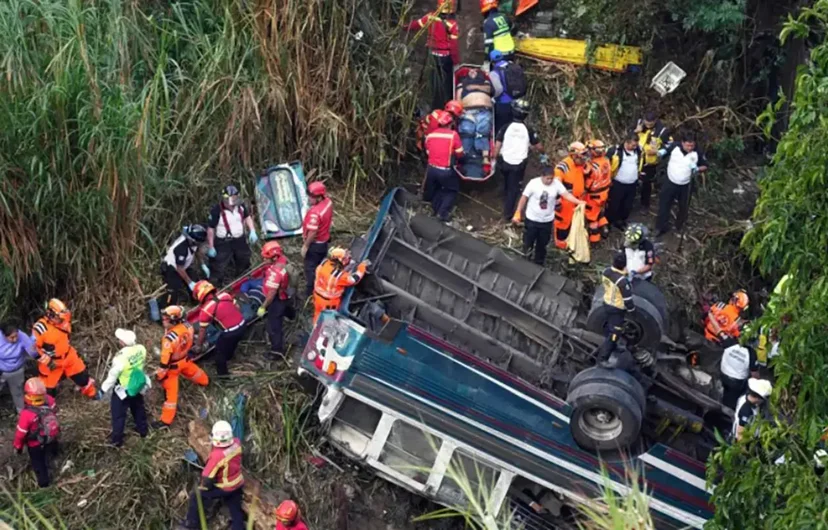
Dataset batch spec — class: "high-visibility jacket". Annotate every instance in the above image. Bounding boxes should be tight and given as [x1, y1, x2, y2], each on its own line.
[425, 128, 464, 168]
[406, 13, 460, 62]
[635, 120, 670, 168]
[704, 302, 743, 342]
[585, 156, 611, 242]
[160, 322, 194, 371]
[101, 344, 148, 395]
[314, 260, 368, 301]
[202, 438, 244, 492]
[32, 318, 75, 362]
[602, 267, 634, 312]
[553, 156, 588, 225]
[483, 10, 515, 55]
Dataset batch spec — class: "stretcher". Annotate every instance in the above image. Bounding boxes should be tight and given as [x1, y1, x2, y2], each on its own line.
[516, 38, 642, 73]
[453, 64, 496, 182]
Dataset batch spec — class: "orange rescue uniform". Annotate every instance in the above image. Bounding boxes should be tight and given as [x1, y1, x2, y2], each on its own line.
[313, 259, 369, 324]
[553, 156, 589, 249]
[704, 302, 744, 343]
[32, 318, 98, 398]
[157, 322, 209, 425]
[585, 155, 611, 243]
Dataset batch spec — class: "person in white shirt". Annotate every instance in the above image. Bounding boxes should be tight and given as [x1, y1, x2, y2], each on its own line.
[511, 172, 584, 265]
[719, 338, 759, 409]
[732, 378, 771, 442]
[102, 329, 150, 447]
[207, 185, 259, 286]
[656, 133, 708, 236]
[606, 133, 642, 230]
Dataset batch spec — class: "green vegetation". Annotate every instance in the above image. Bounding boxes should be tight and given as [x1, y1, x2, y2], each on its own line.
[707, 2, 828, 528]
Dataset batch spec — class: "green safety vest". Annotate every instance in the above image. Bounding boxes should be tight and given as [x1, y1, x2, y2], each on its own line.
[115, 345, 147, 396]
[492, 14, 515, 53]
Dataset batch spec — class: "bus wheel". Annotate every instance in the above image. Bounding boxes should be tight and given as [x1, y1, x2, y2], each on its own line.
[567, 381, 643, 451]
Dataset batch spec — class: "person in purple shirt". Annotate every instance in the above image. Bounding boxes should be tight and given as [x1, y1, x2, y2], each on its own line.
[0, 320, 38, 412]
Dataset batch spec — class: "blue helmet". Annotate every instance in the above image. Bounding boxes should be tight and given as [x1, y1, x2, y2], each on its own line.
[489, 50, 504, 63]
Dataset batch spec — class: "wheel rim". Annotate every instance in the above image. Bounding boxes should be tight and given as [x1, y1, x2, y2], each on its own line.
[578, 407, 623, 441]
[622, 318, 644, 345]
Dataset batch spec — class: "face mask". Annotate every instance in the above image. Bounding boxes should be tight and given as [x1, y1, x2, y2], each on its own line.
[224, 196, 239, 208]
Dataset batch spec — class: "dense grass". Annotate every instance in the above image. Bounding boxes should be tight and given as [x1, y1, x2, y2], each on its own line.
[0, 0, 417, 316]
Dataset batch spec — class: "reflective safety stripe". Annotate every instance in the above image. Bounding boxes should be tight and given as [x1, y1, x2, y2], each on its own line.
[208, 446, 243, 489]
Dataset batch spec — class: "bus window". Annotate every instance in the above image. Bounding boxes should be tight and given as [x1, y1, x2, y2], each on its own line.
[378, 420, 442, 484]
[507, 476, 578, 529]
[330, 397, 382, 456]
[436, 450, 500, 510]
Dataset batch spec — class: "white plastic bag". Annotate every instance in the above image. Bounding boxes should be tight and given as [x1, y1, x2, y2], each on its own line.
[566, 203, 590, 264]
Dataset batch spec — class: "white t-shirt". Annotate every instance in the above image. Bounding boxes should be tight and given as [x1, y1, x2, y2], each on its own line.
[667, 148, 699, 185]
[720, 344, 751, 380]
[497, 122, 540, 165]
[523, 177, 567, 223]
[614, 150, 640, 184]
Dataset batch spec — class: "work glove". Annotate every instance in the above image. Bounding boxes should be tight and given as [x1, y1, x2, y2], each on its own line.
[201, 264, 211, 278]
[511, 211, 522, 225]
[188, 281, 196, 291]
[207, 247, 217, 259]
[256, 306, 267, 318]
[657, 148, 667, 158]
[539, 154, 550, 166]
[248, 229, 259, 245]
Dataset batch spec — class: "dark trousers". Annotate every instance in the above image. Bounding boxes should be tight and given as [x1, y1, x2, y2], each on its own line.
[161, 265, 195, 306]
[215, 326, 245, 376]
[522, 219, 552, 265]
[266, 299, 287, 355]
[640, 165, 657, 208]
[304, 241, 329, 297]
[656, 180, 691, 234]
[606, 181, 638, 227]
[431, 54, 454, 110]
[721, 373, 747, 410]
[423, 166, 459, 222]
[27, 442, 58, 488]
[500, 159, 526, 220]
[185, 486, 245, 530]
[598, 307, 626, 361]
[212, 237, 251, 287]
[494, 102, 513, 134]
[111, 392, 148, 446]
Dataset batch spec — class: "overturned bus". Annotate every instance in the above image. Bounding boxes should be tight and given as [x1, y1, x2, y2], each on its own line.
[298, 189, 722, 529]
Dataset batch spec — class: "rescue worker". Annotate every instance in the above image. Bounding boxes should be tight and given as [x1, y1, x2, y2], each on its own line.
[492, 99, 547, 221]
[301, 181, 333, 298]
[704, 290, 749, 344]
[0, 320, 38, 412]
[623, 223, 656, 281]
[101, 329, 149, 447]
[206, 185, 259, 287]
[444, 99, 464, 126]
[405, 0, 460, 110]
[732, 378, 772, 442]
[481, 0, 516, 60]
[275, 500, 310, 530]
[257, 242, 293, 360]
[313, 247, 371, 324]
[155, 305, 209, 427]
[655, 133, 708, 237]
[32, 299, 100, 399]
[419, 102, 463, 151]
[606, 133, 642, 230]
[423, 111, 465, 222]
[193, 281, 247, 376]
[584, 140, 611, 243]
[160, 224, 209, 306]
[511, 170, 584, 265]
[179, 420, 245, 530]
[598, 252, 635, 361]
[489, 50, 519, 130]
[553, 142, 591, 249]
[719, 338, 759, 410]
[14, 377, 59, 488]
[634, 111, 671, 210]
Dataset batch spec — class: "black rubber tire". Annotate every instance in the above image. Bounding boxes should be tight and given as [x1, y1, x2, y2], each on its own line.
[630, 279, 669, 329]
[585, 296, 663, 349]
[567, 381, 644, 451]
[568, 367, 647, 414]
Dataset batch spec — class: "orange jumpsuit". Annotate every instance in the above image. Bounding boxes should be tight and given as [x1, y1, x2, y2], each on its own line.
[553, 156, 589, 249]
[32, 318, 98, 398]
[313, 259, 369, 324]
[157, 322, 209, 425]
[584, 155, 611, 243]
[704, 302, 743, 343]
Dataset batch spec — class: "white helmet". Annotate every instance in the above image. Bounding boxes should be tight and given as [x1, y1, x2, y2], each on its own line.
[748, 378, 772, 399]
[211, 420, 234, 447]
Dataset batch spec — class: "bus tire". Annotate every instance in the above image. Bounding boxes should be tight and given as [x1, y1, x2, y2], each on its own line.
[568, 367, 647, 414]
[585, 297, 663, 350]
[567, 381, 643, 451]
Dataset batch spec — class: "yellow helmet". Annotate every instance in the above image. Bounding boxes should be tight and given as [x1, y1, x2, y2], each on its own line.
[588, 139, 606, 156]
[568, 141, 588, 156]
[193, 281, 216, 303]
[329, 247, 350, 265]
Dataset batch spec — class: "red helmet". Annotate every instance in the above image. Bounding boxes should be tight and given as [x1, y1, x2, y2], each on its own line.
[444, 100, 464, 118]
[308, 181, 326, 197]
[24, 377, 46, 406]
[275, 500, 300, 524]
[480, 0, 498, 13]
[434, 109, 454, 127]
[193, 280, 216, 303]
[261, 241, 283, 260]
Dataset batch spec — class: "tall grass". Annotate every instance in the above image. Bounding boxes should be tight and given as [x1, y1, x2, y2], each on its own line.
[0, 0, 417, 316]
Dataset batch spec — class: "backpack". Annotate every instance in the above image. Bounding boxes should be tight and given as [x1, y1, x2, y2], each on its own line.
[27, 405, 60, 445]
[125, 366, 147, 397]
[502, 62, 527, 98]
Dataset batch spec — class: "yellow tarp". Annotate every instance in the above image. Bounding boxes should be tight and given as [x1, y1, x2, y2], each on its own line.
[516, 38, 642, 73]
[566, 204, 590, 264]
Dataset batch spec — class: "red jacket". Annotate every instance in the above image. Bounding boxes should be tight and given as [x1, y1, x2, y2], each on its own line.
[303, 197, 333, 243]
[276, 521, 309, 530]
[425, 128, 464, 168]
[202, 438, 244, 492]
[406, 13, 459, 63]
[14, 396, 57, 449]
[263, 262, 290, 301]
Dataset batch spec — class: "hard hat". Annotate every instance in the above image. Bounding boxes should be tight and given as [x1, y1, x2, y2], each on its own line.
[161, 305, 185, 321]
[480, 0, 498, 13]
[624, 223, 644, 245]
[307, 181, 326, 197]
[275, 500, 301, 524]
[511, 99, 530, 120]
[748, 378, 772, 399]
[731, 290, 749, 310]
[115, 328, 136, 347]
[436, 0, 455, 14]
[329, 247, 351, 265]
[222, 184, 240, 198]
[24, 377, 46, 406]
[434, 109, 454, 127]
[444, 100, 464, 118]
[193, 280, 216, 303]
[211, 420, 234, 448]
[184, 224, 207, 243]
[588, 139, 607, 156]
[46, 299, 70, 322]
[568, 141, 588, 156]
[489, 50, 504, 62]
[261, 241, 284, 260]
